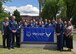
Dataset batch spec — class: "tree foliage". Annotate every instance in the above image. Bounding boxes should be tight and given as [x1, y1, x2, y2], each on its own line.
[0, 1, 3, 13]
[13, 9, 21, 22]
[0, 0, 11, 18]
[41, 0, 60, 20]
[0, 0, 11, 30]
[62, 0, 76, 27]
[41, 0, 76, 22]
[0, 0, 11, 3]
[0, 0, 11, 12]
[63, 0, 76, 19]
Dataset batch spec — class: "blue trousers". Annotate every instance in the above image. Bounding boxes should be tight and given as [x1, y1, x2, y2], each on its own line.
[16, 33, 21, 47]
[10, 32, 17, 48]
[57, 35, 63, 50]
[7, 35, 11, 49]
[2, 35, 7, 47]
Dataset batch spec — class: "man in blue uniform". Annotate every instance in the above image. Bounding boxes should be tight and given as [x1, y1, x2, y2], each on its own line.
[56, 18, 64, 51]
[20, 19, 26, 28]
[2, 17, 9, 48]
[28, 20, 34, 27]
[38, 21, 42, 27]
[48, 20, 52, 27]
[44, 19, 48, 27]
[35, 21, 39, 27]
[33, 19, 36, 27]
[52, 19, 56, 28]
[9, 16, 18, 49]
[16, 22, 21, 48]
[41, 21, 45, 28]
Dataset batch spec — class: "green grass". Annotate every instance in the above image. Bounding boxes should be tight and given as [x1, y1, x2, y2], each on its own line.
[73, 35, 76, 41]
[0, 33, 76, 54]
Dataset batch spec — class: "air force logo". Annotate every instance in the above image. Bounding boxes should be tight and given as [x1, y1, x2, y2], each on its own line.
[26, 32, 51, 37]
[45, 32, 51, 37]
[26, 32, 31, 37]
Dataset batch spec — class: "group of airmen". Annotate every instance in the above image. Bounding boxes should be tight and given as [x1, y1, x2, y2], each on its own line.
[2, 16, 20, 49]
[2, 16, 73, 51]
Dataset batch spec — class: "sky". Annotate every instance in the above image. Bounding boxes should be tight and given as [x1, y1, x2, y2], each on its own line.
[3, 0, 39, 16]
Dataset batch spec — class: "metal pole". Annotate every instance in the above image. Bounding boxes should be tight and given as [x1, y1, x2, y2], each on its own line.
[38, 0, 46, 19]
[39, 0, 41, 19]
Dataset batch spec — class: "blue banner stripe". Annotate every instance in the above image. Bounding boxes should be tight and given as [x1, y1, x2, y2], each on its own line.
[23, 27, 54, 43]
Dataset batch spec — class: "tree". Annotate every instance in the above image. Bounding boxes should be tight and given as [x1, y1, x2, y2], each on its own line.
[0, 0, 10, 19]
[0, 1, 10, 21]
[0, 1, 3, 13]
[55, 0, 67, 20]
[63, 0, 76, 20]
[0, 0, 11, 18]
[13, 9, 21, 22]
[0, 0, 11, 30]
[62, 0, 76, 27]
[0, 0, 11, 3]
[0, 0, 11, 12]
[41, 0, 60, 20]
[71, 2, 76, 27]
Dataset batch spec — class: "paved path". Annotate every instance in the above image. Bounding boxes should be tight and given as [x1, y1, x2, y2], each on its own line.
[72, 41, 76, 53]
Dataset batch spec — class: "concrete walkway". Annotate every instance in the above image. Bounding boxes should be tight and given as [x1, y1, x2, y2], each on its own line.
[72, 41, 76, 53]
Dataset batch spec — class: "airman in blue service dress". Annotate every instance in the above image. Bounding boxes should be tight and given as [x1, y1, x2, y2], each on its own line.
[9, 16, 18, 49]
[16, 22, 21, 48]
[56, 18, 64, 51]
[2, 17, 9, 48]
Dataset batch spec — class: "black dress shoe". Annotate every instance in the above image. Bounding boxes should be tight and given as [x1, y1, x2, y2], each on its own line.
[3, 46, 6, 48]
[12, 47, 14, 49]
[60, 49, 63, 51]
[8, 48, 10, 50]
[68, 48, 71, 51]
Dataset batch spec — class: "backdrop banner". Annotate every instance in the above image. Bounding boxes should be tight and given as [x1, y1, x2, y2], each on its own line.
[23, 27, 55, 43]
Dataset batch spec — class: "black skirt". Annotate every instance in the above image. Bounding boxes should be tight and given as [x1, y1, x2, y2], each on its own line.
[63, 34, 67, 47]
[66, 35, 73, 49]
